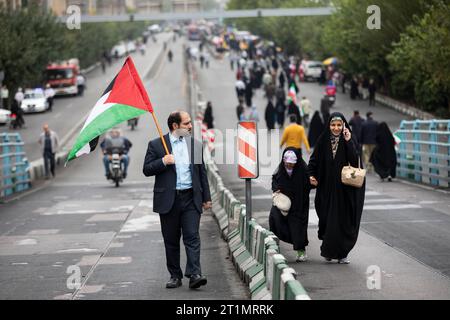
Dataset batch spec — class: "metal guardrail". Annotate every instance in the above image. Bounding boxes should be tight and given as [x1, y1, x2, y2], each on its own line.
[0, 133, 31, 200]
[396, 120, 450, 188]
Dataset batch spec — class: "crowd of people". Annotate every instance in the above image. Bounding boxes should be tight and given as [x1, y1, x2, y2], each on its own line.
[212, 41, 397, 264]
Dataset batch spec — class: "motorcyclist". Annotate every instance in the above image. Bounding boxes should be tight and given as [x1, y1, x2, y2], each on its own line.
[100, 128, 132, 179]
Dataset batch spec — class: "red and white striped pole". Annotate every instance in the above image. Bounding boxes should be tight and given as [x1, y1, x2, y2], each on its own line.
[238, 121, 259, 220]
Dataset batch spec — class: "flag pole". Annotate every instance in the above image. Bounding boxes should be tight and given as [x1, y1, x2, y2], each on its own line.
[151, 112, 170, 155]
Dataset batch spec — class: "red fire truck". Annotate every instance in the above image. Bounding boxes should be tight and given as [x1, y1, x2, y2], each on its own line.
[45, 58, 80, 96]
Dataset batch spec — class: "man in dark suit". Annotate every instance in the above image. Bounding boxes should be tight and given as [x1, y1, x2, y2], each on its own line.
[143, 111, 212, 289]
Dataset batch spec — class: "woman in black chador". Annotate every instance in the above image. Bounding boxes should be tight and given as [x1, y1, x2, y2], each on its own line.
[307, 112, 365, 264]
[308, 111, 324, 149]
[370, 122, 397, 181]
[269, 148, 311, 262]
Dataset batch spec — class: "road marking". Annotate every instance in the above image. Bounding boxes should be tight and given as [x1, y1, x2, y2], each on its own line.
[77, 285, 105, 294]
[361, 219, 443, 224]
[54, 113, 61, 119]
[77, 255, 102, 266]
[16, 239, 37, 245]
[57, 248, 99, 253]
[364, 199, 403, 204]
[28, 229, 60, 235]
[87, 213, 128, 222]
[99, 257, 132, 265]
[120, 214, 160, 233]
[363, 204, 422, 210]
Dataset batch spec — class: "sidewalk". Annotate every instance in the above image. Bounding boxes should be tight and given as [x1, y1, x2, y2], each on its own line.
[195, 48, 450, 300]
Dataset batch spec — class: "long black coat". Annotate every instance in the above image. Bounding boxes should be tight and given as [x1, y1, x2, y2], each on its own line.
[307, 112, 365, 259]
[269, 148, 311, 251]
[308, 111, 324, 148]
[370, 122, 397, 179]
[264, 101, 276, 130]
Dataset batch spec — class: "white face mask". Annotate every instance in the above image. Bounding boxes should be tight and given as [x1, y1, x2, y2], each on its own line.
[285, 167, 294, 176]
[173, 128, 191, 138]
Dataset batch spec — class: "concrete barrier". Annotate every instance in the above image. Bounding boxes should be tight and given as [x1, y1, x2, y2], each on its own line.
[186, 53, 311, 301]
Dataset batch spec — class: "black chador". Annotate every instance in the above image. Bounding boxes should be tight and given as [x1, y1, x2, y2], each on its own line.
[370, 122, 397, 179]
[307, 112, 366, 260]
[269, 148, 311, 251]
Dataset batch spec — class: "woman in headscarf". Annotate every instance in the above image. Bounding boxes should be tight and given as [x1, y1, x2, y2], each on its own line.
[287, 100, 301, 125]
[203, 101, 214, 129]
[307, 112, 365, 264]
[370, 122, 397, 181]
[269, 148, 311, 262]
[264, 100, 276, 131]
[307, 111, 324, 149]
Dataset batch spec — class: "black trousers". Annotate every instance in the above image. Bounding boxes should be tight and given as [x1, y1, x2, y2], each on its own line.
[43, 151, 55, 177]
[159, 189, 201, 279]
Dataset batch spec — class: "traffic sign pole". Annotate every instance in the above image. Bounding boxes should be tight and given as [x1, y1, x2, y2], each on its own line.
[237, 121, 259, 221]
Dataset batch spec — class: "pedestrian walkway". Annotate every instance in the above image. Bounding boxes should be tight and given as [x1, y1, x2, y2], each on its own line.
[195, 44, 450, 300]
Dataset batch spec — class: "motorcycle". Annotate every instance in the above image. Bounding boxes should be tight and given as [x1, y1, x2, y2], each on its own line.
[128, 117, 138, 130]
[108, 148, 125, 187]
[325, 84, 337, 107]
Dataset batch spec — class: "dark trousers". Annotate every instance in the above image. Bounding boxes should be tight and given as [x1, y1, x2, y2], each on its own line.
[43, 151, 55, 177]
[48, 97, 53, 111]
[159, 190, 201, 279]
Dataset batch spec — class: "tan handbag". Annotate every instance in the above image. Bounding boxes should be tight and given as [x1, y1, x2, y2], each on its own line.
[341, 158, 366, 188]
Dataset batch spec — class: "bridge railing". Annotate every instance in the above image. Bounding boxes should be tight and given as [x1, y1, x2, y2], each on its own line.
[0, 133, 31, 200]
[396, 120, 450, 188]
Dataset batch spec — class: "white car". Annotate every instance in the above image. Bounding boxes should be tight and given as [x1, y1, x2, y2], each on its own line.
[111, 42, 127, 58]
[148, 24, 161, 33]
[126, 41, 137, 53]
[302, 61, 323, 81]
[0, 109, 11, 125]
[20, 89, 49, 113]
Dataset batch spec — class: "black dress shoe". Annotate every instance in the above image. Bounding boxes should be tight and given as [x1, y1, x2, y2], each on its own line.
[166, 278, 182, 289]
[189, 275, 207, 289]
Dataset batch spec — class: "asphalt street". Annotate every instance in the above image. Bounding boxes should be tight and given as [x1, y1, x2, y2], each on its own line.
[0, 35, 249, 300]
[195, 49, 450, 299]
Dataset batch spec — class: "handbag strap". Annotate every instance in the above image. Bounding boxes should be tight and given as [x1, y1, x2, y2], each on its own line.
[347, 157, 362, 169]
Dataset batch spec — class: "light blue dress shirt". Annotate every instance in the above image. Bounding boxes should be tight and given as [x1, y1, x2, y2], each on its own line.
[169, 133, 192, 190]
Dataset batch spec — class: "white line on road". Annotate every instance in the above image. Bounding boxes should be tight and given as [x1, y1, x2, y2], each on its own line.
[363, 204, 422, 210]
[361, 219, 443, 224]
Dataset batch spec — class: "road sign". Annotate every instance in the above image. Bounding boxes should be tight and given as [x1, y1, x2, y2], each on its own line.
[238, 121, 259, 179]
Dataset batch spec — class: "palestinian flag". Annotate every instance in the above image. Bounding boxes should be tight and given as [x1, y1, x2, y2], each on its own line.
[66, 57, 153, 163]
[287, 83, 297, 105]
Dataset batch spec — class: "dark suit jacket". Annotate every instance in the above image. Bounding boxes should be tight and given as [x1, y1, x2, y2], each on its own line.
[143, 133, 211, 214]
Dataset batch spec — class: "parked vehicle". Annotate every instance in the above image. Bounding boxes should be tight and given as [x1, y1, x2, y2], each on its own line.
[111, 42, 127, 59]
[20, 89, 49, 113]
[0, 108, 11, 125]
[302, 61, 323, 81]
[45, 59, 80, 96]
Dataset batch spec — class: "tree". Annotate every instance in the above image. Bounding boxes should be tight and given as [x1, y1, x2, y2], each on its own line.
[387, 1, 450, 116]
[0, 5, 67, 92]
[321, 0, 425, 93]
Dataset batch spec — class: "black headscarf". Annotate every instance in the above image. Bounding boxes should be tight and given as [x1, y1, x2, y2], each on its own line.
[370, 122, 397, 179]
[269, 147, 310, 250]
[308, 111, 325, 148]
[307, 112, 365, 259]
[264, 100, 276, 130]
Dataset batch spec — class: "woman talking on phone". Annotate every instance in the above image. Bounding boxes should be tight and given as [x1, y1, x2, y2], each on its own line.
[307, 112, 366, 264]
